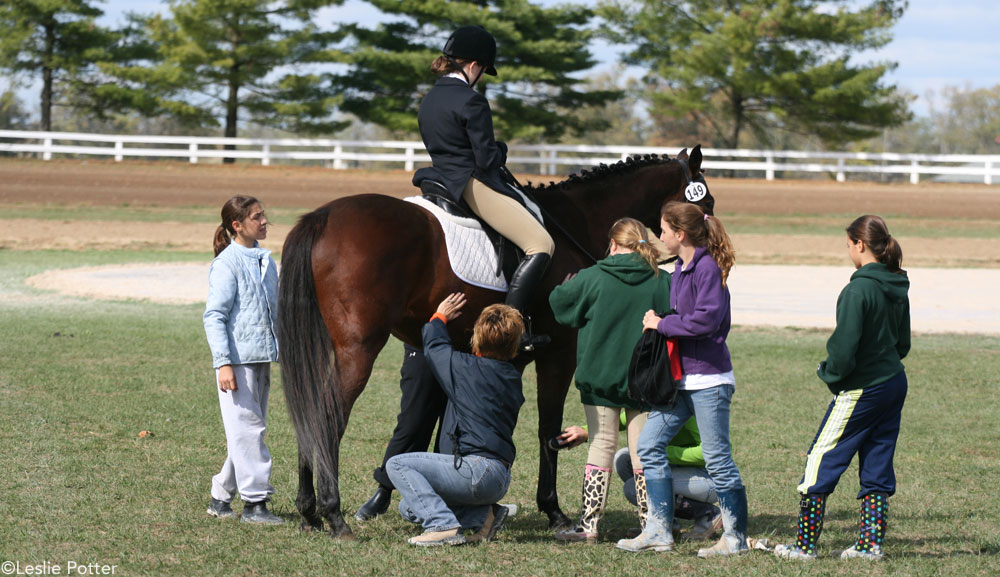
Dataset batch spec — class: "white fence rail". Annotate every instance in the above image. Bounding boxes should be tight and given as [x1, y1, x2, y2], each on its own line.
[2, 129, 998, 184]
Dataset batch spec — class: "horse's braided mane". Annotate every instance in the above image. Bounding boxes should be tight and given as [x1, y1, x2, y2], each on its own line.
[525, 153, 674, 191]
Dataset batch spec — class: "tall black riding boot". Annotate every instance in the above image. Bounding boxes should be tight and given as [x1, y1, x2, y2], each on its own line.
[505, 252, 551, 351]
[354, 485, 392, 521]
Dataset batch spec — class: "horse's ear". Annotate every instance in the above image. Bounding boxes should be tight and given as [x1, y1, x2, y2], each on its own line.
[690, 145, 703, 174]
[677, 148, 689, 161]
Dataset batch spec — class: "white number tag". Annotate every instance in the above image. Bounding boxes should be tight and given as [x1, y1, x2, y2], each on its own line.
[685, 182, 707, 202]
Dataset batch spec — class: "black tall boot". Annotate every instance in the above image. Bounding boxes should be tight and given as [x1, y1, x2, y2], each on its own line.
[505, 252, 551, 351]
[354, 485, 392, 521]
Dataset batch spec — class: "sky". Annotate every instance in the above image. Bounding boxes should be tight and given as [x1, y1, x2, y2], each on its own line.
[7, 0, 1000, 119]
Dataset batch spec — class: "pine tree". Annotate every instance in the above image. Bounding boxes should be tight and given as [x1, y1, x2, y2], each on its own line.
[1, 89, 32, 129]
[0, 0, 112, 131]
[103, 0, 346, 151]
[600, 0, 912, 148]
[332, 0, 619, 142]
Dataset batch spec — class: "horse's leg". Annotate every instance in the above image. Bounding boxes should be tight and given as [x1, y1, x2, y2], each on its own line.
[315, 337, 389, 540]
[534, 349, 576, 530]
[296, 449, 324, 532]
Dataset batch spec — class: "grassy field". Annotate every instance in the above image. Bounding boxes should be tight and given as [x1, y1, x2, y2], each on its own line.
[1, 247, 999, 577]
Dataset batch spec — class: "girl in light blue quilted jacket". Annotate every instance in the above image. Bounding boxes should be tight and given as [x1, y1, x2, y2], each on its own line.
[202, 195, 282, 525]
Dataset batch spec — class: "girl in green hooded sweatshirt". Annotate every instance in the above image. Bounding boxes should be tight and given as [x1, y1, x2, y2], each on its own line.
[775, 215, 910, 561]
[548, 217, 670, 543]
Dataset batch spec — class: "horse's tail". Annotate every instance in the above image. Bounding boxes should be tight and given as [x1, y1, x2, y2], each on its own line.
[278, 206, 342, 483]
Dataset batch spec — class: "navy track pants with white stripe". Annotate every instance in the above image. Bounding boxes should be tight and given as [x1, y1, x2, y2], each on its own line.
[797, 370, 908, 498]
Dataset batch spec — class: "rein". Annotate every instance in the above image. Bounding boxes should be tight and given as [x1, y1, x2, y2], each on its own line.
[502, 167, 600, 266]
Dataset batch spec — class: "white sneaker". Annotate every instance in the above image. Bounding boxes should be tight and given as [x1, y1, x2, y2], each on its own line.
[840, 545, 883, 560]
[499, 503, 518, 517]
[773, 543, 817, 560]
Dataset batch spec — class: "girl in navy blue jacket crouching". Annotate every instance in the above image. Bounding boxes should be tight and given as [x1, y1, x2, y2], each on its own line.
[387, 293, 524, 546]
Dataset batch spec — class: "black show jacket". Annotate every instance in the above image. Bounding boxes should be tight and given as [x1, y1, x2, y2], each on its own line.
[416, 77, 511, 202]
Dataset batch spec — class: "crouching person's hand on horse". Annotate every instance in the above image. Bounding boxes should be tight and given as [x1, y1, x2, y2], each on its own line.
[436, 292, 467, 322]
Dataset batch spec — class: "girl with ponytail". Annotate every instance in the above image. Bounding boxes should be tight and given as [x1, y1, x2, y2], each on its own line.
[548, 217, 672, 543]
[774, 215, 909, 561]
[203, 196, 283, 524]
[619, 201, 748, 557]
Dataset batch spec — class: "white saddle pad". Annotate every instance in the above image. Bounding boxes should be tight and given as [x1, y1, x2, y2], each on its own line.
[404, 196, 509, 292]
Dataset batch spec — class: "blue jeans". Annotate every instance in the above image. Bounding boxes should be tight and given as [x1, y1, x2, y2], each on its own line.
[639, 384, 743, 493]
[386, 452, 510, 532]
[616, 448, 718, 505]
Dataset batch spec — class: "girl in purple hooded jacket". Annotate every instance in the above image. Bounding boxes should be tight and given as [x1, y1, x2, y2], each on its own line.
[617, 201, 747, 558]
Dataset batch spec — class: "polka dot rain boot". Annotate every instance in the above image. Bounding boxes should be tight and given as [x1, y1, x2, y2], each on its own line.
[774, 493, 826, 560]
[840, 492, 888, 560]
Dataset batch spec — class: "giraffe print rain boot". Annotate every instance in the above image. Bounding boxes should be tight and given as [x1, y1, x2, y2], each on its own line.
[555, 464, 610, 544]
[624, 470, 648, 539]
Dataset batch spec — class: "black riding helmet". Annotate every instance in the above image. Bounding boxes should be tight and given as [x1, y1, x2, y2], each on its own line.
[442, 25, 497, 76]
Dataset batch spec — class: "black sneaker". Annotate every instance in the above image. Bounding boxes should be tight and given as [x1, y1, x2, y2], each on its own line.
[241, 501, 285, 525]
[207, 498, 236, 519]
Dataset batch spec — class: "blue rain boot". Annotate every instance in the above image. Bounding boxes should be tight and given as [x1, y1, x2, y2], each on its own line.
[698, 487, 748, 557]
[616, 475, 674, 552]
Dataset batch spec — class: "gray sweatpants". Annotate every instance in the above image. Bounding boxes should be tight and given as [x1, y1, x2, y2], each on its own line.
[211, 363, 275, 503]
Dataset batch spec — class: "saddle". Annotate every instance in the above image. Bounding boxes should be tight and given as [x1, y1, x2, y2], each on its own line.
[415, 178, 523, 283]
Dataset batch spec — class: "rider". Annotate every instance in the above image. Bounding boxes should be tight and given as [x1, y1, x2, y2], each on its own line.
[415, 25, 555, 350]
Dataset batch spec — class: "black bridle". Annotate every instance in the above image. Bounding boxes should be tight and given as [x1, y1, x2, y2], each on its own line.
[502, 156, 708, 268]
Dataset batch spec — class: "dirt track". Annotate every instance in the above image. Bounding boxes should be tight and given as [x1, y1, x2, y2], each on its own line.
[3, 158, 1000, 217]
[2, 158, 998, 267]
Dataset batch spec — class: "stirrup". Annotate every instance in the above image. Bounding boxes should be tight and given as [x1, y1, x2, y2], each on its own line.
[520, 331, 550, 352]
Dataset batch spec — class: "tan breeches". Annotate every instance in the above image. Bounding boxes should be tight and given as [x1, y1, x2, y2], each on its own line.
[462, 179, 554, 256]
[584, 405, 648, 471]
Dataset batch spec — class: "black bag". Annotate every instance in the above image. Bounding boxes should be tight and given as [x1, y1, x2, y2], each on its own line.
[628, 323, 681, 407]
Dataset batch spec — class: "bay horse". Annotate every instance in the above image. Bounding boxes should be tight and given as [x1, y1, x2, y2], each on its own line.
[278, 146, 714, 539]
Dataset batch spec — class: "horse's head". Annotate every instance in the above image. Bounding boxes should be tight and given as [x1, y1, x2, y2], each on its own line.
[528, 147, 715, 265]
[617, 145, 715, 236]
[676, 145, 714, 216]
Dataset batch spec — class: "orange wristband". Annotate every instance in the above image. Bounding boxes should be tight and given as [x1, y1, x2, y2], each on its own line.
[431, 312, 448, 324]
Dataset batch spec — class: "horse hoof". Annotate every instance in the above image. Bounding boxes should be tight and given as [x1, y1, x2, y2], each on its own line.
[547, 512, 573, 531]
[329, 528, 356, 541]
[300, 518, 324, 532]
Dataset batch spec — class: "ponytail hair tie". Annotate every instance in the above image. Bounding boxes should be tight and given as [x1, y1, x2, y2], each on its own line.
[638, 239, 647, 244]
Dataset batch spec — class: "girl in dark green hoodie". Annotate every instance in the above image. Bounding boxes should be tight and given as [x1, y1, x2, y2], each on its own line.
[549, 218, 671, 543]
[775, 215, 910, 562]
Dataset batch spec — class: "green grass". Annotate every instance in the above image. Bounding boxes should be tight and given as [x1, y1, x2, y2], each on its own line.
[1, 250, 998, 576]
